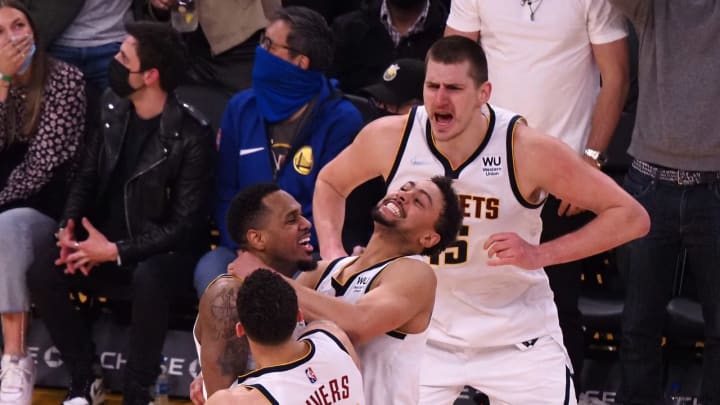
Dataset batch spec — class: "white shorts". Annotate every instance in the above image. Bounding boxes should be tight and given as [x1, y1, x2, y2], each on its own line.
[419, 336, 576, 405]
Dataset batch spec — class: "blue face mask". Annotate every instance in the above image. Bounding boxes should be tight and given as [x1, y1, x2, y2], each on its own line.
[17, 43, 36, 75]
[251, 46, 324, 123]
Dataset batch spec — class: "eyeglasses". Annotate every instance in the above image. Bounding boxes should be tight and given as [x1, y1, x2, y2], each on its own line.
[259, 32, 303, 55]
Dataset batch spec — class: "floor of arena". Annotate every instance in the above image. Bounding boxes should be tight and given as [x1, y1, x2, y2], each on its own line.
[32, 388, 192, 404]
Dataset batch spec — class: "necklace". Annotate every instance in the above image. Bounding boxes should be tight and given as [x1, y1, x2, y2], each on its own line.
[521, 0, 544, 21]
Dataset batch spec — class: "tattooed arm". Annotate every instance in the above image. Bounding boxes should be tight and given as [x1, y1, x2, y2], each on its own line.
[196, 276, 250, 398]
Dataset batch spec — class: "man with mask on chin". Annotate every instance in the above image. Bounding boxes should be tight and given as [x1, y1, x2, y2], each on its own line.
[192, 6, 363, 297]
[27, 21, 215, 405]
[330, 0, 447, 95]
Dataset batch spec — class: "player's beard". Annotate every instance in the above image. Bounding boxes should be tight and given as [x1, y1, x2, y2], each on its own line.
[296, 257, 318, 272]
[371, 205, 396, 228]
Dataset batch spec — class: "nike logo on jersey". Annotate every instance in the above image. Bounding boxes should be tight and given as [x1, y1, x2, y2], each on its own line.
[239, 147, 265, 156]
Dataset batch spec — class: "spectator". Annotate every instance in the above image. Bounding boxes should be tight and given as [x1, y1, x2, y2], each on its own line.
[27, 21, 215, 405]
[192, 6, 363, 297]
[47, 0, 139, 91]
[358, 57, 425, 116]
[330, 0, 446, 94]
[606, 1, 720, 404]
[206, 270, 365, 405]
[150, 0, 282, 94]
[444, 0, 630, 391]
[0, 2, 85, 404]
[283, 0, 363, 25]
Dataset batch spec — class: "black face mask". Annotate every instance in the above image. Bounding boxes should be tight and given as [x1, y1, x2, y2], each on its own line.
[108, 59, 140, 98]
[387, 0, 426, 10]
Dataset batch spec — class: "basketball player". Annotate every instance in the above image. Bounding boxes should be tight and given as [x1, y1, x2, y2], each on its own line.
[285, 176, 463, 404]
[190, 183, 317, 403]
[205, 269, 365, 405]
[312, 36, 650, 404]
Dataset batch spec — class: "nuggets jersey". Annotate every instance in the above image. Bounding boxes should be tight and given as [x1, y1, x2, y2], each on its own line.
[236, 330, 365, 405]
[386, 105, 563, 348]
[315, 256, 428, 405]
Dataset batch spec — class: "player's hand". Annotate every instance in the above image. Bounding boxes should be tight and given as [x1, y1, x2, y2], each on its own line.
[226, 250, 268, 278]
[189, 373, 205, 405]
[483, 232, 543, 270]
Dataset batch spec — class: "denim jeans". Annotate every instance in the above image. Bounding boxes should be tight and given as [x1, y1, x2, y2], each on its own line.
[192, 246, 236, 298]
[0, 208, 56, 313]
[48, 43, 120, 90]
[618, 166, 720, 405]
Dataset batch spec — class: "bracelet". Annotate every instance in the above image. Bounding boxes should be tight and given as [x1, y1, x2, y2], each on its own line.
[0, 73, 11, 82]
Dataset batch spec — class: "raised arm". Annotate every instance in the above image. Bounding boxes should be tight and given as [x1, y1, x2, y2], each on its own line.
[287, 258, 436, 346]
[313, 116, 405, 259]
[486, 124, 649, 269]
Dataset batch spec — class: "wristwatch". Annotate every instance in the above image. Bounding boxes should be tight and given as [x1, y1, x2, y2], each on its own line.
[583, 148, 608, 167]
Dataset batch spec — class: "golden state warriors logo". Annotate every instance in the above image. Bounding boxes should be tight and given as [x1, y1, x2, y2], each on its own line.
[383, 64, 400, 81]
[293, 146, 314, 175]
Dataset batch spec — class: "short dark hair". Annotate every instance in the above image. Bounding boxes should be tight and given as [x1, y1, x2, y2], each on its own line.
[125, 21, 186, 92]
[422, 176, 463, 257]
[226, 183, 281, 249]
[271, 6, 333, 72]
[236, 269, 298, 345]
[426, 36, 488, 86]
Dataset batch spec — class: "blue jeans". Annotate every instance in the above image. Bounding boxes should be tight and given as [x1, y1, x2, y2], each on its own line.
[48, 42, 120, 90]
[0, 208, 56, 313]
[618, 166, 720, 404]
[193, 246, 236, 298]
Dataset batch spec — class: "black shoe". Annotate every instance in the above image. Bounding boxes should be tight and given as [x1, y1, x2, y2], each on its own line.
[61, 375, 106, 405]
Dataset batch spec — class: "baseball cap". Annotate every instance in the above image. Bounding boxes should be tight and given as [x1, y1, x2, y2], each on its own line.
[359, 58, 426, 106]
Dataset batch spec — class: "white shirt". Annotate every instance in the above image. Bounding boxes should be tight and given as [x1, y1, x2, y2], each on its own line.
[447, 0, 627, 153]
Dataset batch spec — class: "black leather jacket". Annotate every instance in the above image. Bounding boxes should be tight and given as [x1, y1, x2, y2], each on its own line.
[61, 90, 215, 265]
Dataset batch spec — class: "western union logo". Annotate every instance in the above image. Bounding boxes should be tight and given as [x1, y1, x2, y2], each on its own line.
[293, 146, 314, 175]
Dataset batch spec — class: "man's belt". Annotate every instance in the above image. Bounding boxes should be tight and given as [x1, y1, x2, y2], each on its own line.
[632, 159, 720, 186]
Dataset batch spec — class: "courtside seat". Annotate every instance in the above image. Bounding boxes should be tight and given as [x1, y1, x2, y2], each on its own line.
[666, 298, 704, 340]
[579, 295, 625, 333]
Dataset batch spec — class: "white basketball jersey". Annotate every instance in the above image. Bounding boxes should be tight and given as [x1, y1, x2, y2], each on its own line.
[236, 330, 365, 405]
[386, 105, 562, 348]
[315, 256, 428, 405]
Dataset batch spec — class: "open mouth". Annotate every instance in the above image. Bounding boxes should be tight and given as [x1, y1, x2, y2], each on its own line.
[381, 200, 404, 218]
[298, 236, 314, 254]
[433, 113, 454, 129]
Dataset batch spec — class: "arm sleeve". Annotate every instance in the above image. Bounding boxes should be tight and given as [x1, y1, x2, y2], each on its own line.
[446, 0, 482, 33]
[587, 0, 629, 45]
[215, 101, 241, 249]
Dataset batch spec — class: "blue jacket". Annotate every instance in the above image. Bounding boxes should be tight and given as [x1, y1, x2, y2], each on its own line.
[216, 79, 363, 249]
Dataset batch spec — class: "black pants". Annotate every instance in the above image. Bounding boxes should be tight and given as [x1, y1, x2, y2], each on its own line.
[27, 251, 197, 395]
[541, 195, 594, 394]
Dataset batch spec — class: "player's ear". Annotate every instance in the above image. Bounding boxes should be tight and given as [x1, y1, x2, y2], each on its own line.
[476, 81, 492, 106]
[246, 229, 265, 250]
[420, 231, 440, 251]
[235, 322, 246, 338]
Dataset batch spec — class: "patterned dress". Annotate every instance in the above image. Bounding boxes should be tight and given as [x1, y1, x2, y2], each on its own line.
[0, 59, 86, 211]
